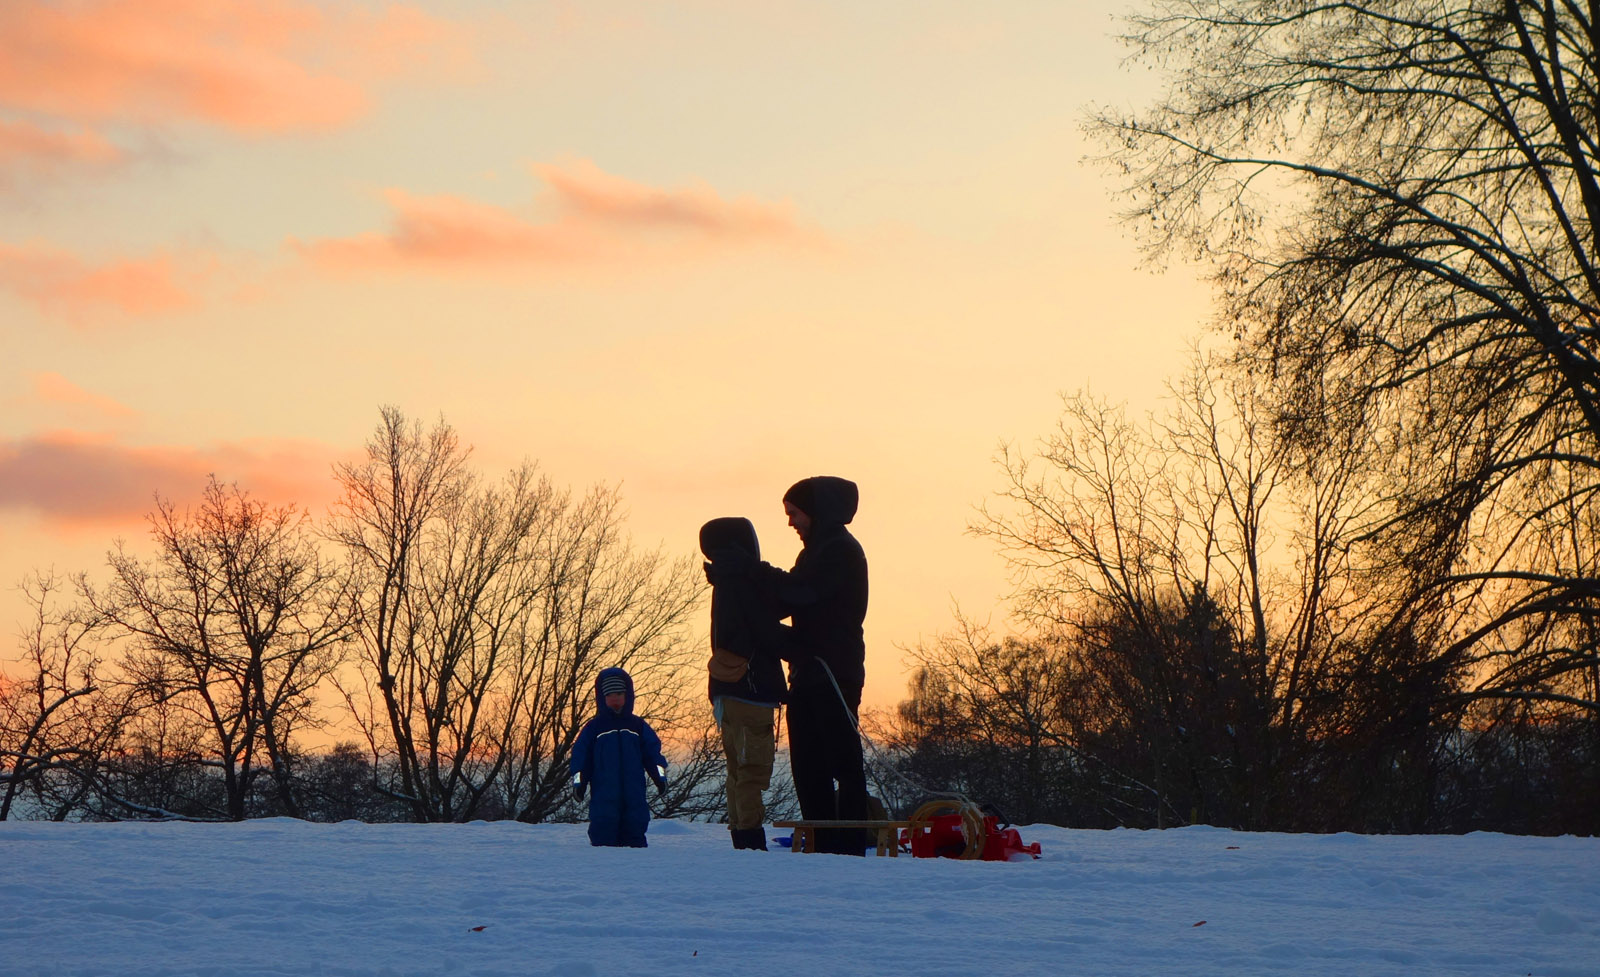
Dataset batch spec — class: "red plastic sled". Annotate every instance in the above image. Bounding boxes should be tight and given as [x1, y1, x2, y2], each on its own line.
[901, 801, 1041, 861]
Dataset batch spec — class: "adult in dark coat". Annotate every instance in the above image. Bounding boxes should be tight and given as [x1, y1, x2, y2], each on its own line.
[700, 517, 790, 708]
[700, 516, 789, 851]
[740, 475, 870, 855]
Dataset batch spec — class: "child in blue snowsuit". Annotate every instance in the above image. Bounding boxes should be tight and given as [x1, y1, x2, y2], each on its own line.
[570, 667, 669, 848]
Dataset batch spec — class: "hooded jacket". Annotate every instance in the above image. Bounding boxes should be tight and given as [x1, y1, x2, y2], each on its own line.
[762, 476, 868, 694]
[569, 667, 668, 846]
[700, 517, 789, 706]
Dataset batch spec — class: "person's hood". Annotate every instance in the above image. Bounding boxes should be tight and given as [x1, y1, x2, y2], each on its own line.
[783, 476, 858, 529]
[594, 666, 635, 714]
[699, 517, 760, 560]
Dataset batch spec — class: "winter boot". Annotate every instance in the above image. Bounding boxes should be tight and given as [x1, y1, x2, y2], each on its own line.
[731, 827, 768, 850]
[730, 828, 746, 850]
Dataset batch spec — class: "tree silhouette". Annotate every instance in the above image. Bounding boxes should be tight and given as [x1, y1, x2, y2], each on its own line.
[82, 479, 353, 820]
[1094, 0, 1600, 715]
[328, 408, 703, 823]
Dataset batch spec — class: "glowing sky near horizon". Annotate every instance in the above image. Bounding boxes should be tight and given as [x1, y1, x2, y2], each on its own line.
[0, 0, 1212, 716]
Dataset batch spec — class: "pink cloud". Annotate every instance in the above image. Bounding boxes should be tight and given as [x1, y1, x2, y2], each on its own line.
[0, 242, 198, 324]
[0, 119, 124, 187]
[296, 159, 820, 274]
[299, 188, 603, 271]
[0, 0, 471, 134]
[0, 430, 342, 527]
[538, 158, 809, 239]
[26, 373, 138, 421]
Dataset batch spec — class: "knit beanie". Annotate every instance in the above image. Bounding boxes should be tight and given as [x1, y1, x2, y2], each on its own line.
[782, 478, 817, 519]
[600, 672, 628, 697]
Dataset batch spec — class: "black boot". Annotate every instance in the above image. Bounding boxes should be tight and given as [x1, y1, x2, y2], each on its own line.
[730, 827, 768, 850]
[730, 828, 746, 850]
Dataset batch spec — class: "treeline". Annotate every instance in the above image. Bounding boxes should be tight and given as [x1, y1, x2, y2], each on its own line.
[5, 392, 1597, 833]
[0, 409, 753, 824]
[866, 368, 1599, 836]
[867, 0, 1600, 838]
[877, 621, 1599, 835]
[6, 391, 1597, 833]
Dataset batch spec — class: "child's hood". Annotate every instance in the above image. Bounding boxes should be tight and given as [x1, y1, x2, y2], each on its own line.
[594, 666, 636, 715]
[699, 516, 759, 560]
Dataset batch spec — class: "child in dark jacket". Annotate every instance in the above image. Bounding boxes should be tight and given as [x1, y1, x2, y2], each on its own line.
[570, 667, 668, 848]
[700, 517, 790, 851]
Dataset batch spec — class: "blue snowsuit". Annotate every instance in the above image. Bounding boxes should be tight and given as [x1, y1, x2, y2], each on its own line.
[570, 667, 668, 848]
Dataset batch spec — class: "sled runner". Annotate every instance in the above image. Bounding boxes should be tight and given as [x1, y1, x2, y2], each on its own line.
[772, 818, 910, 856]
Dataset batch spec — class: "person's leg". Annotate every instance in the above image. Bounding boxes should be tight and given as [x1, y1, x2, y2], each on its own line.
[724, 699, 776, 850]
[829, 684, 870, 822]
[818, 683, 869, 855]
[622, 804, 650, 848]
[588, 813, 620, 847]
[719, 706, 747, 844]
[785, 689, 837, 830]
[737, 824, 769, 851]
[727, 699, 776, 829]
[792, 686, 870, 854]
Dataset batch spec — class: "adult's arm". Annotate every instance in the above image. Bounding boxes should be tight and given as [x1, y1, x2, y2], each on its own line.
[753, 535, 857, 614]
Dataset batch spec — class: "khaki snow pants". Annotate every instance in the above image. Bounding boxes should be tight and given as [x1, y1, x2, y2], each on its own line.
[716, 697, 777, 830]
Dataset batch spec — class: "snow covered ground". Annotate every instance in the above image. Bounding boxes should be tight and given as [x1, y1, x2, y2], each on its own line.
[4, 818, 1597, 977]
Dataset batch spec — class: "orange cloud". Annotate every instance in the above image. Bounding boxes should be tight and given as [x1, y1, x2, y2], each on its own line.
[0, 119, 124, 187]
[25, 373, 138, 421]
[299, 188, 604, 271]
[0, 430, 341, 527]
[296, 159, 820, 274]
[0, 0, 470, 134]
[0, 242, 198, 324]
[538, 159, 811, 239]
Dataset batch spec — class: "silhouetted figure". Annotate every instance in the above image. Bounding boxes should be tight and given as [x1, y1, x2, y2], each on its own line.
[713, 476, 869, 855]
[700, 517, 790, 851]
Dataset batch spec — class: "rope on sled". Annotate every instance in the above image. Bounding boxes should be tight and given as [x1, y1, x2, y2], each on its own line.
[816, 657, 989, 859]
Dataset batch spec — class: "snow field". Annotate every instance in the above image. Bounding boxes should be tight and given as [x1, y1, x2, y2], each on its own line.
[2, 818, 1596, 976]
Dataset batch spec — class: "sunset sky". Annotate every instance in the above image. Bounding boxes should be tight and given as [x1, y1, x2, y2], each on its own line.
[1, 0, 1212, 713]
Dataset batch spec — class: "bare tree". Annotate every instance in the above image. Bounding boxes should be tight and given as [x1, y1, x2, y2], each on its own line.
[81, 478, 354, 820]
[326, 407, 469, 821]
[959, 363, 1389, 826]
[92, 680, 230, 821]
[491, 483, 707, 823]
[897, 618, 1083, 825]
[1092, 0, 1600, 715]
[330, 408, 704, 823]
[0, 573, 127, 820]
